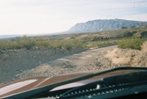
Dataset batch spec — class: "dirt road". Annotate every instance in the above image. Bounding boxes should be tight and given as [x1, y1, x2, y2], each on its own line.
[0, 46, 117, 86]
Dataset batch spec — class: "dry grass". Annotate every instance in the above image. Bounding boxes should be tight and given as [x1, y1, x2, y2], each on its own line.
[105, 42, 147, 66]
[142, 41, 147, 52]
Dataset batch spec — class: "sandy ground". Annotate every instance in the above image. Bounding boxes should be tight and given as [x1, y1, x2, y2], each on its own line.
[0, 46, 117, 86]
[105, 43, 147, 66]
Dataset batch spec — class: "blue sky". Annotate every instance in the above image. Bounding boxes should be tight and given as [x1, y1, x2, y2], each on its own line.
[0, 0, 147, 35]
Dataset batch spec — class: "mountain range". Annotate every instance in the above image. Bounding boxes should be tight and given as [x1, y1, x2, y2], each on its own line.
[68, 19, 147, 33]
[0, 35, 20, 39]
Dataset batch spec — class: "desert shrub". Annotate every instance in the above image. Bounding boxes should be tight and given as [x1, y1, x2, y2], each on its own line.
[50, 40, 64, 49]
[118, 38, 145, 50]
[0, 36, 36, 50]
[85, 40, 118, 48]
[0, 34, 120, 50]
[19, 36, 36, 49]
[35, 40, 52, 49]
[0, 41, 22, 50]
[0, 42, 7, 49]
[61, 39, 83, 50]
[7, 42, 23, 49]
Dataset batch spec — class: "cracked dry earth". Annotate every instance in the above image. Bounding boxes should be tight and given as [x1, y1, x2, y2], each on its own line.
[0, 46, 117, 86]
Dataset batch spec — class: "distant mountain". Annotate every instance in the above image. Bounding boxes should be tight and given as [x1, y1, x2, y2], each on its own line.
[68, 19, 147, 33]
[0, 35, 20, 39]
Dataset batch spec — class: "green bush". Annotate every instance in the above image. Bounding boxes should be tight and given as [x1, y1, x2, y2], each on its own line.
[0, 35, 119, 50]
[85, 40, 118, 48]
[19, 36, 36, 49]
[118, 38, 145, 50]
[35, 40, 51, 49]
[63, 39, 83, 50]
[0, 36, 35, 50]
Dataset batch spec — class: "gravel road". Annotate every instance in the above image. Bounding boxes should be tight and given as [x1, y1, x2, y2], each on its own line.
[0, 46, 117, 86]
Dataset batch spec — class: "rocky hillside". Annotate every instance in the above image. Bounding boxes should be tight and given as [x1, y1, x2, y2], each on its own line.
[68, 19, 147, 33]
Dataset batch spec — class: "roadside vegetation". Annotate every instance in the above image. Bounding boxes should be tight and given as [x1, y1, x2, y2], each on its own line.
[0, 25, 147, 50]
[118, 37, 146, 50]
[0, 36, 117, 50]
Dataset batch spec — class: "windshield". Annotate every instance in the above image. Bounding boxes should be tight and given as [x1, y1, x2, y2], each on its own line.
[0, 0, 147, 97]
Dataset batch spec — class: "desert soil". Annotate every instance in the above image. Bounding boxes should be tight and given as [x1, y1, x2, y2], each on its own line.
[0, 46, 117, 86]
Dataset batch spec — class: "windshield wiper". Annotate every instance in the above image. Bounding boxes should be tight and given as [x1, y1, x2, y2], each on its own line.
[3, 67, 147, 99]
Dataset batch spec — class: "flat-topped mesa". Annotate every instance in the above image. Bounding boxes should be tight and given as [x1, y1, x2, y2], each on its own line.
[68, 19, 147, 33]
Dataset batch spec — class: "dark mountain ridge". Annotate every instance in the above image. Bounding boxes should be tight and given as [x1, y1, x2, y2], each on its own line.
[68, 19, 147, 33]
